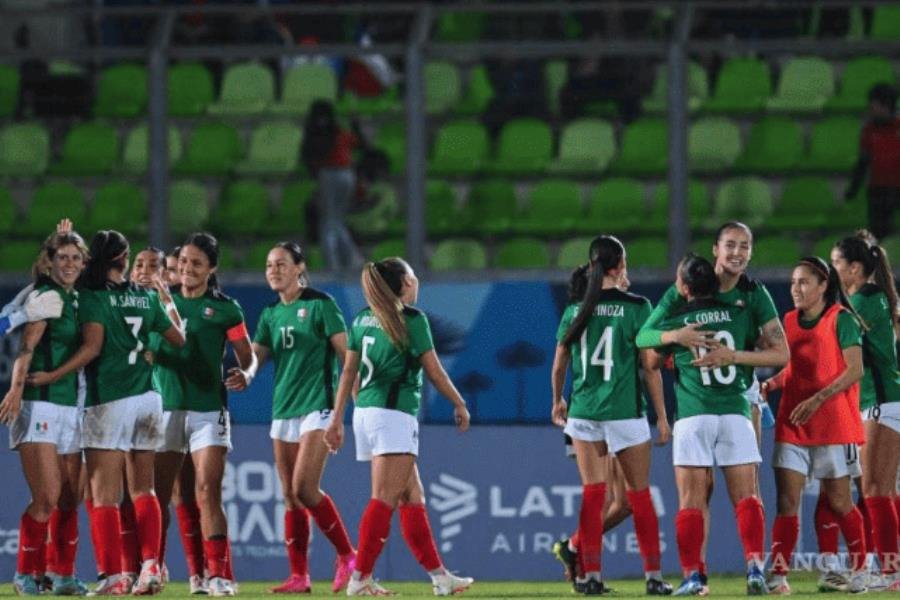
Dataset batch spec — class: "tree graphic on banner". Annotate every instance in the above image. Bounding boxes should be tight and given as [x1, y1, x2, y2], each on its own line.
[497, 340, 545, 420]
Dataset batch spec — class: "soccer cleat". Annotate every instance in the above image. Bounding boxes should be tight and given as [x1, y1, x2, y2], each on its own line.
[52, 575, 90, 596]
[333, 552, 356, 593]
[885, 575, 900, 592]
[673, 573, 705, 596]
[432, 570, 473, 596]
[847, 572, 867, 594]
[746, 566, 766, 596]
[13, 573, 41, 596]
[647, 577, 674, 596]
[41, 574, 55, 593]
[270, 574, 311, 594]
[188, 575, 208, 596]
[131, 560, 162, 596]
[865, 572, 889, 591]
[346, 575, 395, 596]
[88, 575, 132, 596]
[817, 570, 849, 592]
[206, 578, 235, 597]
[159, 565, 168, 589]
[552, 538, 578, 582]
[766, 576, 791, 596]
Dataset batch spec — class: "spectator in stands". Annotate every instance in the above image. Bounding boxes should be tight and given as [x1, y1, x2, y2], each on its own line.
[845, 83, 900, 240]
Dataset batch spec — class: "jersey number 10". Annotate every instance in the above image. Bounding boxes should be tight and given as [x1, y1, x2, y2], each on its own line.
[697, 330, 737, 386]
[580, 327, 614, 382]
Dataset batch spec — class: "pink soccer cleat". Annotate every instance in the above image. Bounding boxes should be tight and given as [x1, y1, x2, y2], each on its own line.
[270, 574, 311, 594]
[332, 551, 356, 593]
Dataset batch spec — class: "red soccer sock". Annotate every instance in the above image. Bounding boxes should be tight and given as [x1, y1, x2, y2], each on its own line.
[838, 506, 867, 573]
[16, 513, 48, 577]
[224, 538, 234, 581]
[284, 508, 310, 577]
[92, 506, 123, 577]
[133, 494, 162, 563]
[36, 529, 47, 578]
[355, 499, 393, 578]
[626, 488, 661, 573]
[578, 483, 606, 574]
[399, 504, 442, 572]
[85, 500, 106, 575]
[770, 515, 799, 576]
[203, 538, 228, 579]
[864, 496, 898, 575]
[698, 561, 707, 577]
[46, 510, 60, 576]
[857, 496, 875, 561]
[895, 495, 900, 537]
[309, 494, 354, 557]
[570, 530, 580, 551]
[48, 509, 79, 577]
[735, 497, 765, 565]
[175, 502, 205, 577]
[675, 509, 704, 576]
[814, 492, 840, 555]
[119, 501, 140, 574]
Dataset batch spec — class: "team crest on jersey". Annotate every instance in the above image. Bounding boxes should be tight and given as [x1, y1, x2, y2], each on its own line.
[297, 308, 308, 320]
[35, 422, 48, 432]
[203, 307, 215, 318]
[734, 299, 745, 307]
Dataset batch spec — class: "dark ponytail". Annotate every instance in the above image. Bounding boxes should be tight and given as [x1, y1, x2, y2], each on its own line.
[275, 241, 310, 287]
[797, 256, 867, 330]
[183, 232, 220, 291]
[678, 253, 719, 298]
[838, 230, 900, 327]
[562, 236, 625, 346]
[80, 230, 129, 290]
[567, 263, 590, 303]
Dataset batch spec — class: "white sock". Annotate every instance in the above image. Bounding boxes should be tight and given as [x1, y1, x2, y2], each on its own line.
[429, 568, 447, 579]
[645, 570, 662, 581]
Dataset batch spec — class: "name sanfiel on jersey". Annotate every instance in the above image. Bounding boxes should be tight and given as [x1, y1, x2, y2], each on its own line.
[108, 294, 152, 309]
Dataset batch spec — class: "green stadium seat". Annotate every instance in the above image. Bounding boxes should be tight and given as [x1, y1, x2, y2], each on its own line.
[208, 62, 275, 116]
[0, 186, 15, 236]
[0, 123, 49, 177]
[797, 116, 860, 172]
[733, 116, 803, 173]
[879, 236, 900, 261]
[434, 11, 486, 42]
[23, 183, 86, 237]
[751, 237, 801, 267]
[516, 179, 581, 235]
[168, 62, 215, 117]
[550, 118, 616, 174]
[688, 117, 741, 173]
[0, 241, 39, 272]
[429, 239, 487, 271]
[234, 121, 302, 175]
[557, 237, 593, 269]
[870, 5, 900, 39]
[766, 56, 835, 113]
[270, 63, 338, 115]
[609, 118, 667, 175]
[245, 240, 279, 269]
[627, 238, 668, 269]
[544, 60, 567, 115]
[425, 180, 462, 236]
[174, 122, 242, 175]
[267, 181, 316, 235]
[494, 238, 551, 269]
[770, 177, 833, 232]
[489, 118, 553, 174]
[370, 238, 407, 261]
[0, 64, 19, 118]
[429, 120, 489, 175]
[216, 245, 237, 270]
[832, 196, 867, 230]
[456, 64, 494, 116]
[51, 122, 118, 176]
[120, 124, 183, 175]
[338, 87, 402, 116]
[468, 179, 518, 235]
[826, 56, 896, 113]
[652, 180, 710, 232]
[376, 121, 406, 175]
[425, 61, 461, 115]
[94, 63, 147, 118]
[583, 178, 645, 235]
[212, 180, 270, 237]
[703, 57, 772, 113]
[89, 182, 147, 237]
[709, 177, 774, 229]
[347, 183, 400, 238]
[813, 237, 839, 261]
[642, 61, 709, 113]
[169, 180, 210, 237]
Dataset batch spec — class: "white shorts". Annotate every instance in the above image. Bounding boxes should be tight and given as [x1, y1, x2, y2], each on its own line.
[563, 417, 651, 455]
[673, 414, 762, 467]
[270, 409, 334, 443]
[871, 402, 900, 435]
[8, 400, 82, 454]
[82, 391, 163, 452]
[353, 406, 418, 462]
[773, 442, 862, 479]
[747, 378, 764, 406]
[158, 408, 231, 453]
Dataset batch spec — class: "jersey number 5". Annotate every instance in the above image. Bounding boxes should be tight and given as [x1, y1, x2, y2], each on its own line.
[580, 326, 614, 382]
[697, 330, 737, 386]
[124, 316, 144, 365]
[360, 335, 376, 387]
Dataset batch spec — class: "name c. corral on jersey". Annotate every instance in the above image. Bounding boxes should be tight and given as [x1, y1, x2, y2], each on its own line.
[683, 309, 733, 326]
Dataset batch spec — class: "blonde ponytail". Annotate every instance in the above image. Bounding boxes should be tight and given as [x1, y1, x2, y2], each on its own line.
[361, 260, 409, 349]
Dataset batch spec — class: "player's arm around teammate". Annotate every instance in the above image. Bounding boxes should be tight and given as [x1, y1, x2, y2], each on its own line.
[251, 242, 356, 594]
[324, 258, 473, 597]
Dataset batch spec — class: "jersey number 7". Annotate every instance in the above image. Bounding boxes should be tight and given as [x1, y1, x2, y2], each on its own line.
[124, 316, 144, 365]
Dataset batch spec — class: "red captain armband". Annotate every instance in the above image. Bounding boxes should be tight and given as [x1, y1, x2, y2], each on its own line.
[226, 322, 248, 342]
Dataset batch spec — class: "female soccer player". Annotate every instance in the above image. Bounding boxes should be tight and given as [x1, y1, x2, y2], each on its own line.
[148, 233, 256, 597]
[763, 257, 868, 595]
[27, 230, 185, 595]
[639, 254, 788, 596]
[0, 231, 89, 595]
[164, 247, 180, 286]
[251, 241, 356, 594]
[550, 237, 672, 596]
[324, 257, 473, 597]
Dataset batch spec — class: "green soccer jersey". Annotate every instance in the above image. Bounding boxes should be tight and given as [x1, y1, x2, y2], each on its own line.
[556, 289, 652, 421]
[348, 306, 434, 416]
[149, 288, 245, 412]
[254, 288, 347, 419]
[849, 285, 897, 408]
[23, 279, 80, 407]
[79, 282, 172, 406]
[655, 299, 758, 419]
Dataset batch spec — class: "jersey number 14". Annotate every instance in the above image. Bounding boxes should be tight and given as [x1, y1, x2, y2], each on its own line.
[580, 327, 614, 382]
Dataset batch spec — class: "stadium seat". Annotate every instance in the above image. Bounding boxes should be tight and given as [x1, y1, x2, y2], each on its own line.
[425, 61, 461, 115]
[688, 117, 741, 173]
[120, 124, 183, 175]
[832, 196, 867, 231]
[89, 182, 147, 237]
[94, 63, 147, 118]
[652, 180, 710, 231]
[270, 63, 338, 115]
[212, 181, 270, 237]
[516, 179, 582, 235]
[825, 56, 896, 113]
[168, 62, 215, 116]
[169, 181, 210, 237]
[813, 237, 839, 260]
[489, 118, 553, 174]
[870, 5, 900, 39]
[0, 64, 19, 117]
[23, 183, 86, 237]
[608, 118, 667, 175]
[703, 57, 772, 113]
[347, 183, 400, 238]
[879, 235, 900, 261]
[174, 122, 242, 175]
[0, 186, 15, 236]
[267, 181, 316, 235]
[544, 60, 567, 115]
[370, 238, 407, 261]
[583, 178, 645, 235]
[797, 116, 859, 172]
[51, 122, 118, 176]
[234, 121, 302, 175]
[338, 87, 402, 116]
[627, 238, 668, 269]
[751, 237, 801, 267]
[770, 177, 833, 232]
[207, 62, 275, 115]
[376, 121, 406, 175]
[642, 61, 709, 113]
[550, 118, 616, 174]
[766, 56, 835, 113]
[456, 64, 494, 116]
[0, 241, 39, 272]
[425, 180, 462, 236]
[709, 177, 774, 229]
[0, 123, 49, 177]
[429, 239, 487, 271]
[433, 11, 486, 42]
[429, 120, 489, 175]
[733, 116, 803, 173]
[245, 240, 279, 269]
[494, 238, 551, 269]
[557, 237, 593, 269]
[468, 179, 518, 235]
